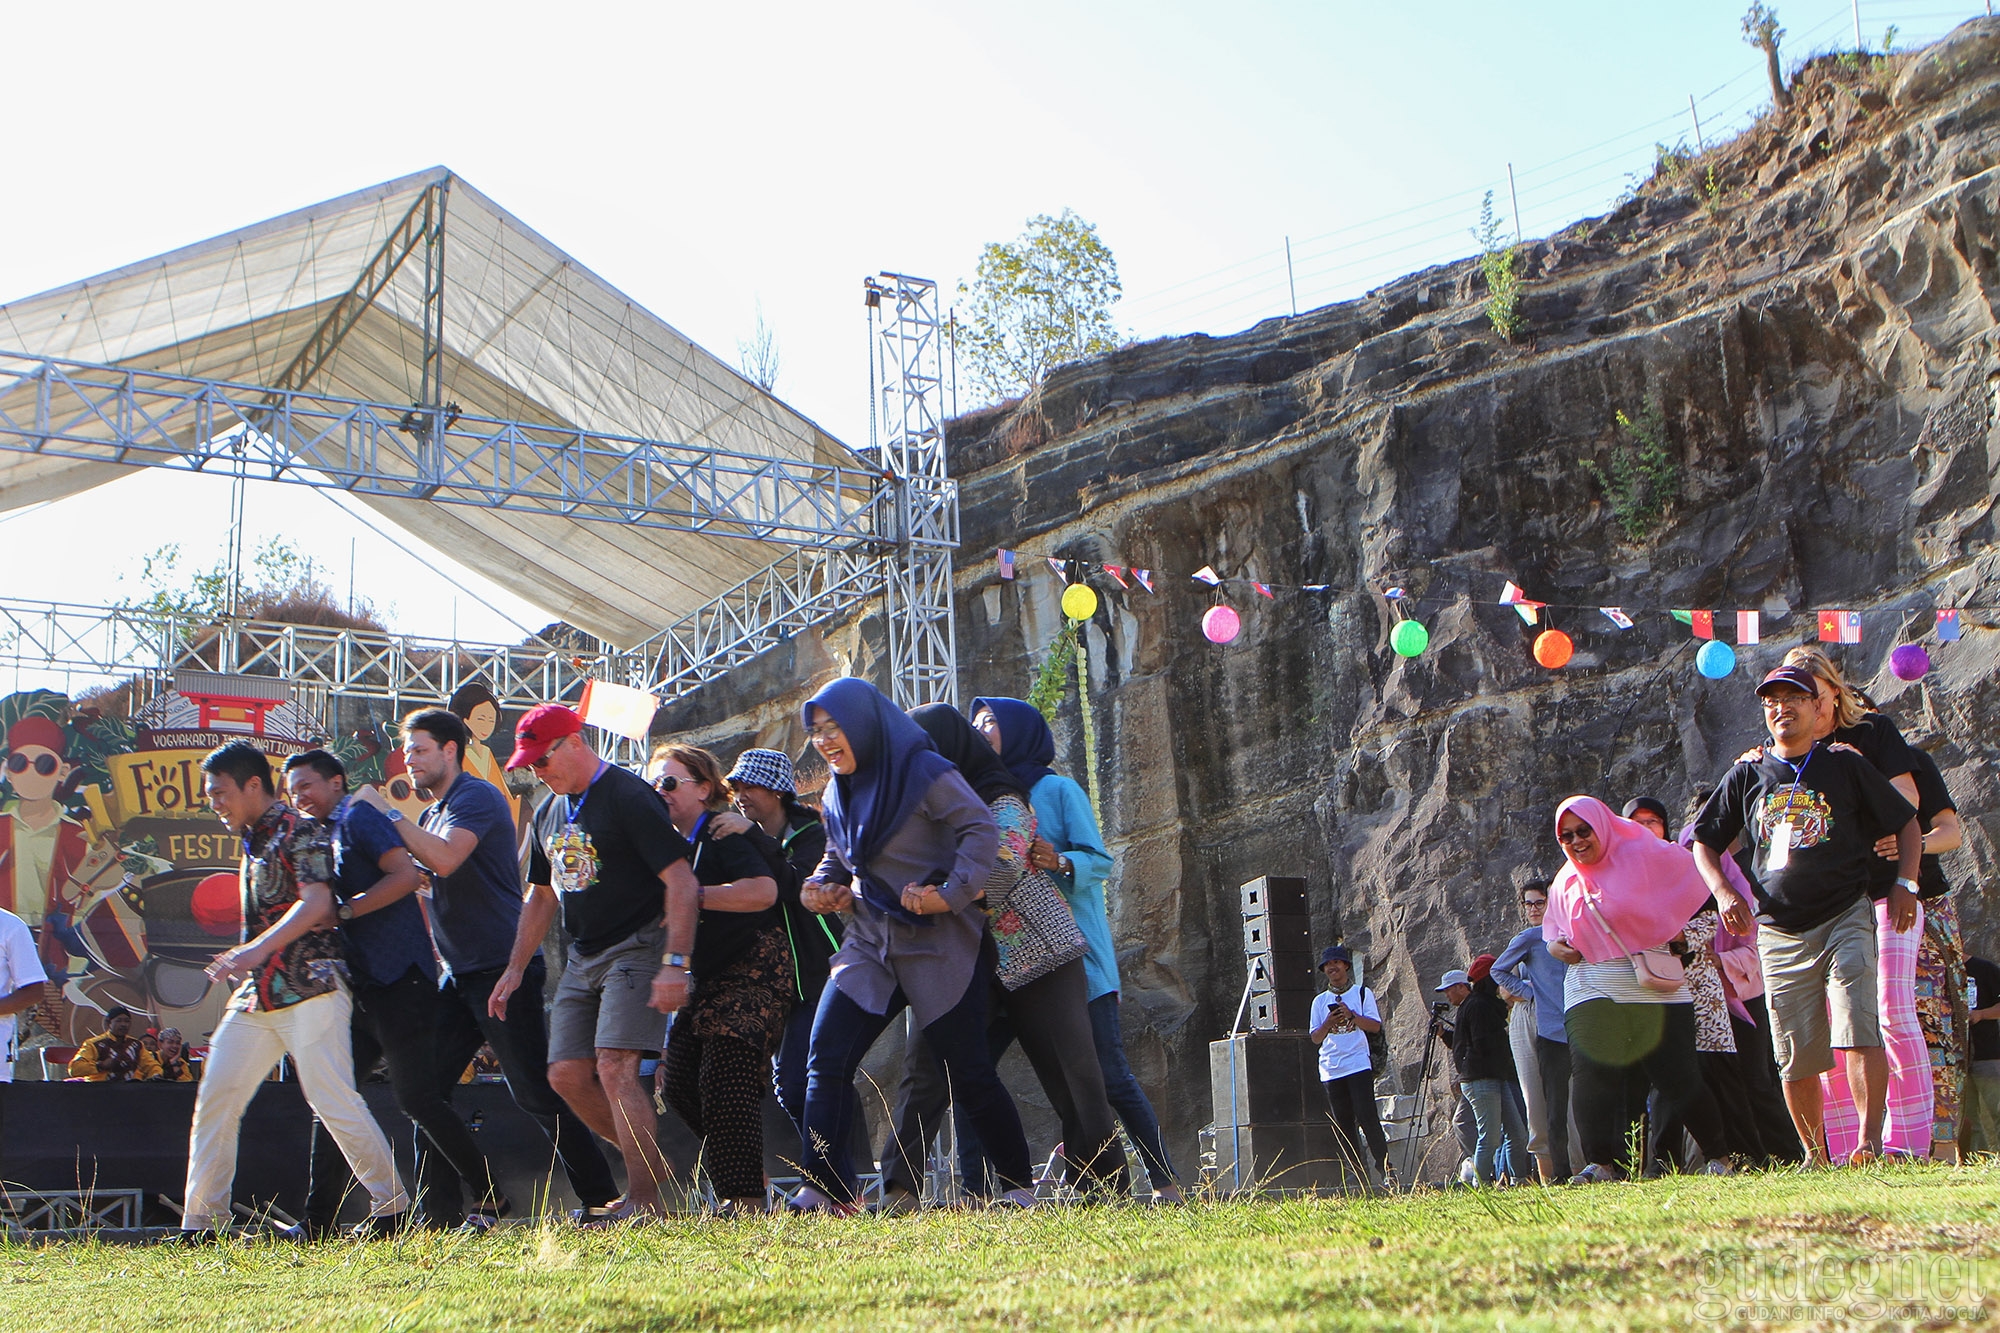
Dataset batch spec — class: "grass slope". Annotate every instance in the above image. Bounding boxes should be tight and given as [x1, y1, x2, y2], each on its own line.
[8, 1166, 2000, 1331]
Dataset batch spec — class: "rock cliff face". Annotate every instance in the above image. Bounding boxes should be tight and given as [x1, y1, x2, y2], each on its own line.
[661, 22, 2000, 1174]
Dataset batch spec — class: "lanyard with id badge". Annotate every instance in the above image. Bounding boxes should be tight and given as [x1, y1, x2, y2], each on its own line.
[1763, 741, 1816, 873]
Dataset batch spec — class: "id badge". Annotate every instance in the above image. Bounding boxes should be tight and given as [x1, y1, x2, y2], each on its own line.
[1766, 819, 1795, 872]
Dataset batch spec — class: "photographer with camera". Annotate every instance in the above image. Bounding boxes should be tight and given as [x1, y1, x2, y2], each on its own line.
[1308, 945, 1384, 1188]
[1444, 958, 1527, 1185]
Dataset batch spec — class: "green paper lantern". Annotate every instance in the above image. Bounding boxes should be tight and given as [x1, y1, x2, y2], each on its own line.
[1390, 619, 1429, 657]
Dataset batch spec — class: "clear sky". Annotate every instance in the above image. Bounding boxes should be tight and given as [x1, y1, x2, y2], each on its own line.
[0, 0, 1978, 692]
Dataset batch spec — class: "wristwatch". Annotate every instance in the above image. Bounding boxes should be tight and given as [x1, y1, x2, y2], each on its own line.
[1895, 877, 1920, 893]
[385, 808, 405, 824]
[337, 901, 356, 922]
[1056, 855, 1071, 876]
[661, 951, 691, 969]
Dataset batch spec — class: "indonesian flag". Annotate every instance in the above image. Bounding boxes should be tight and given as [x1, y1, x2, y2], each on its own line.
[1690, 610, 1714, 639]
[1737, 610, 1760, 644]
[1818, 610, 1862, 644]
[1937, 609, 1962, 641]
[1599, 607, 1634, 629]
[997, 549, 1016, 581]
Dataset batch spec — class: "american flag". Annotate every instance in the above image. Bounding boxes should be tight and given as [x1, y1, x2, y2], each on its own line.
[997, 549, 1015, 581]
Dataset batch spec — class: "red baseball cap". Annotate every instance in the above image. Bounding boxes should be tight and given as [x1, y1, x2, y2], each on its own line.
[506, 704, 585, 770]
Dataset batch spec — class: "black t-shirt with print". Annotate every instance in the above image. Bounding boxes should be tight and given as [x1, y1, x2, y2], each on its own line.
[1836, 713, 1917, 895]
[528, 764, 691, 957]
[1891, 746, 1957, 901]
[1693, 743, 1917, 933]
[686, 818, 780, 979]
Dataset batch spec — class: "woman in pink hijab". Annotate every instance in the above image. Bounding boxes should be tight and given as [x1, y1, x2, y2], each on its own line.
[1544, 796, 1733, 1182]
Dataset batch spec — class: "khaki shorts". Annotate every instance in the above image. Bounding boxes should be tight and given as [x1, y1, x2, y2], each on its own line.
[1758, 896, 1879, 1081]
[548, 925, 667, 1063]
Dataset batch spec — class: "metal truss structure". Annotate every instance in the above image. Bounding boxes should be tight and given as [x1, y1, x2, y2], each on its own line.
[2, 1187, 146, 1236]
[0, 249, 958, 715]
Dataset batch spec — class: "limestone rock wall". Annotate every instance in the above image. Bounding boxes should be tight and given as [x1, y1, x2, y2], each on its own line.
[657, 22, 2000, 1176]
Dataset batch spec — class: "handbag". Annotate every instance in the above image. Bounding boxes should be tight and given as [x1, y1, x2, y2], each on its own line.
[1580, 895, 1686, 995]
[982, 860, 1088, 991]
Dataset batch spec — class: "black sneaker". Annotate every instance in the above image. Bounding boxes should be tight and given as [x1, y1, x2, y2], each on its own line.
[349, 1212, 410, 1240]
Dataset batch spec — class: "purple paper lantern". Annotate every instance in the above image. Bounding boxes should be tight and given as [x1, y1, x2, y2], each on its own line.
[1202, 605, 1241, 644]
[1889, 643, 1931, 681]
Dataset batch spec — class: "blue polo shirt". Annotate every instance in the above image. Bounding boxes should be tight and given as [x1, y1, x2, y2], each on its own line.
[421, 772, 528, 977]
[330, 796, 435, 988]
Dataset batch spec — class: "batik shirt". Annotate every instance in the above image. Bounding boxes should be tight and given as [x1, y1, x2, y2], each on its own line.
[233, 802, 344, 1012]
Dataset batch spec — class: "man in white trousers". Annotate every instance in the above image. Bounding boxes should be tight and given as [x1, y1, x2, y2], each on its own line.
[180, 741, 408, 1240]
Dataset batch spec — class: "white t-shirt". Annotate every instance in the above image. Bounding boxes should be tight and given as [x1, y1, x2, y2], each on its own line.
[0, 906, 49, 1082]
[1311, 984, 1379, 1081]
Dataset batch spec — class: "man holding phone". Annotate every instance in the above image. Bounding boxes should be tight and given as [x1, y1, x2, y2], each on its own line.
[1309, 945, 1385, 1188]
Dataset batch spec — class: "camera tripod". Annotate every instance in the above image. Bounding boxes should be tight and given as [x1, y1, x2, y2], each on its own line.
[1398, 1000, 1455, 1185]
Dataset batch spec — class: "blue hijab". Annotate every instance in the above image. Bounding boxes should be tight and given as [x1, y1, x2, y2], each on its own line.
[805, 677, 954, 921]
[970, 696, 1058, 791]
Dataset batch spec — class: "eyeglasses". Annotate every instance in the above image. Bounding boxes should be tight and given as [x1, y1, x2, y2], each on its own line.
[5, 753, 58, 776]
[1761, 695, 1811, 711]
[807, 721, 844, 742]
[528, 734, 572, 771]
[1556, 825, 1595, 845]
[1521, 897, 1548, 908]
[652, 774, 681, 793]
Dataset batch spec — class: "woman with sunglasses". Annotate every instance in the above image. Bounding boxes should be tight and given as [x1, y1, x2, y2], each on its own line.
[646, 743, 790, 1217]
[1545, 796, 1733, 1183]
[790, 677, 1034, 1213]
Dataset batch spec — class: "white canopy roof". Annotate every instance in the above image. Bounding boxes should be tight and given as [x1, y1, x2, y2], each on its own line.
[0, 167, 862, 647]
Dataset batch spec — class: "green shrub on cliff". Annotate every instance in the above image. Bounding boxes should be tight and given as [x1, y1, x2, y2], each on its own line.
[1472, 192, 1523, 340]
[1583, 396, 1682, 541]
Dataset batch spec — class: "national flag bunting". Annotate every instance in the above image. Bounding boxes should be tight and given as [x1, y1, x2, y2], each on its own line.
[1133, 569, 1154, 593]
[1818, 610, 1862, 644]
[1514, 602, 1542, 626]
[1499, 581, 1529, 605]
[997, 549, 1015, 581]
[1671, 610, 1693, 626]
[1252, 582, 1274, 599]
[1193, 566, 1221, 586]
[1600, 607, 1634, 629]
[1103, 565, 1129, 589]
[1047, 557, 1066, 578]
[1937, 609, 1962, 641]
[1383, 586, 1407, 600]
[1690, 610, 1714, 640]
[1737, 611, 1760, 644]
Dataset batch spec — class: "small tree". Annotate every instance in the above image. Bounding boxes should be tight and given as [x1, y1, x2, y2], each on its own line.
[737, 301, 780, 392]
[117, 537, 382, 628]
[1472, 192, 1523, 341]
[1743, 3, 1792, 110]
[957, 209, 1122, 401]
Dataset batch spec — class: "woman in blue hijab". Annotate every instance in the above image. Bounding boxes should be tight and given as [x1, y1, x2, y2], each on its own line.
[791, 677, 1034, 1211]
[970, 695, 1185, 1202]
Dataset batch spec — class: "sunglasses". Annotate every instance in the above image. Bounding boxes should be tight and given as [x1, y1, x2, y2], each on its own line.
[528, 734, 573, 771]
[1556, 824, 1595, 845]
[652, 774, 682, 793]
[6, 752, 59, 776]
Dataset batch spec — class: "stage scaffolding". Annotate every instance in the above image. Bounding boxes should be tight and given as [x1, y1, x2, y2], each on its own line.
[0, 168, 958, 722]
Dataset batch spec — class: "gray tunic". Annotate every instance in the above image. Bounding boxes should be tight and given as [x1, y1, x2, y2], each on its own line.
[811, 769, 1000, 1027]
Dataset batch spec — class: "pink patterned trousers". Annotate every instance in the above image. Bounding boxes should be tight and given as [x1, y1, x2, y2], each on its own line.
[1821, 899, 1932, 1159]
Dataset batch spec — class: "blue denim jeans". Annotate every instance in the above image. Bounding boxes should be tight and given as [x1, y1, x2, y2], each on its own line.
[1088, 993, 1179, 1187]
[1462, 1077, 1528, 1184]
[801, 962, 1030, 1204]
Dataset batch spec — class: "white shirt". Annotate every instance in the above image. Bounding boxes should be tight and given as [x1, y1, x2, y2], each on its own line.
[1311, 984, 1379, 1081]
[1563, 955, 1689, 1009]
[0, 906, 48, 1081]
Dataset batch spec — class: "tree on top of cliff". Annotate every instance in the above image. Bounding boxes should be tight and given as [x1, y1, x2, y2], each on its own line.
[957, 209, 1122, 401]
[1742, 3, 1792, 109]
[116, 537, 386, 631]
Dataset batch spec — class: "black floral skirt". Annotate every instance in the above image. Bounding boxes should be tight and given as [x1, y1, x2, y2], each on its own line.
[686, 926, 794, 1056]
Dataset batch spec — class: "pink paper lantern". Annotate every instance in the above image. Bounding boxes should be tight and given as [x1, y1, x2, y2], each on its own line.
[1202, 605, 1241, 644]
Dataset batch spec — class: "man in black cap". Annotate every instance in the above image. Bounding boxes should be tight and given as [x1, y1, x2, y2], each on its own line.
[1692, 663, 1921, 1166]
[69, 1007, 160, 1081]
[1308, 945, 1385, 1187]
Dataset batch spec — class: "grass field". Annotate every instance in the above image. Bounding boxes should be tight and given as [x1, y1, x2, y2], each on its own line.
[8, 1164, 2000, 1331]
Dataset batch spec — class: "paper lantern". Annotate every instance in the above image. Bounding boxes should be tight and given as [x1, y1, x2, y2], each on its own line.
[1060, 583, 1099, 622]
[1202, 605, 1241, 644]
[191, 872, 242, 937]
[1890, 643, 1931, 681]
[1695, 640, 1737, 679]
[1532, 629, 1573, 669]
[1390, 619, 1429, 657]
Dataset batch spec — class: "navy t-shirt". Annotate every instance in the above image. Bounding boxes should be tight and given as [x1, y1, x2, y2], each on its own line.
[1693, 743, 1916, 933]
[1967, 956, 2000, 1063]
[1904, 747, 1956, 901]
[527, 764, 691, 958]
[330, 797, 435, 988]
[422, 773, 527, 977]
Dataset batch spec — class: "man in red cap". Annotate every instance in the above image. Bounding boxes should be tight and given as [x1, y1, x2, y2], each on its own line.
[0, 715, 87, 976]
[488, 704, 701, 1222]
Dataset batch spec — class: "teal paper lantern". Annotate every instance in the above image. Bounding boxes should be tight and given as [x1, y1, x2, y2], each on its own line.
[1696, 640, 1736, 679]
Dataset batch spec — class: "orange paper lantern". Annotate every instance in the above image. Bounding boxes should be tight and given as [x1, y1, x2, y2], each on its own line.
[1533, 629, 1574, 669]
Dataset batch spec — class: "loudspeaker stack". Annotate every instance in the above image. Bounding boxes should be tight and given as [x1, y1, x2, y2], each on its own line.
[1240, 875, 1314, 1032]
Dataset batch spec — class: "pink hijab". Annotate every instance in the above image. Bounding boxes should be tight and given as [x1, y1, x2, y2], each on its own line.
[1542, 795, 1715, 963]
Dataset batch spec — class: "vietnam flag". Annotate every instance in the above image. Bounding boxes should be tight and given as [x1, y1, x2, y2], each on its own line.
[1818, 610, 1862, 644]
